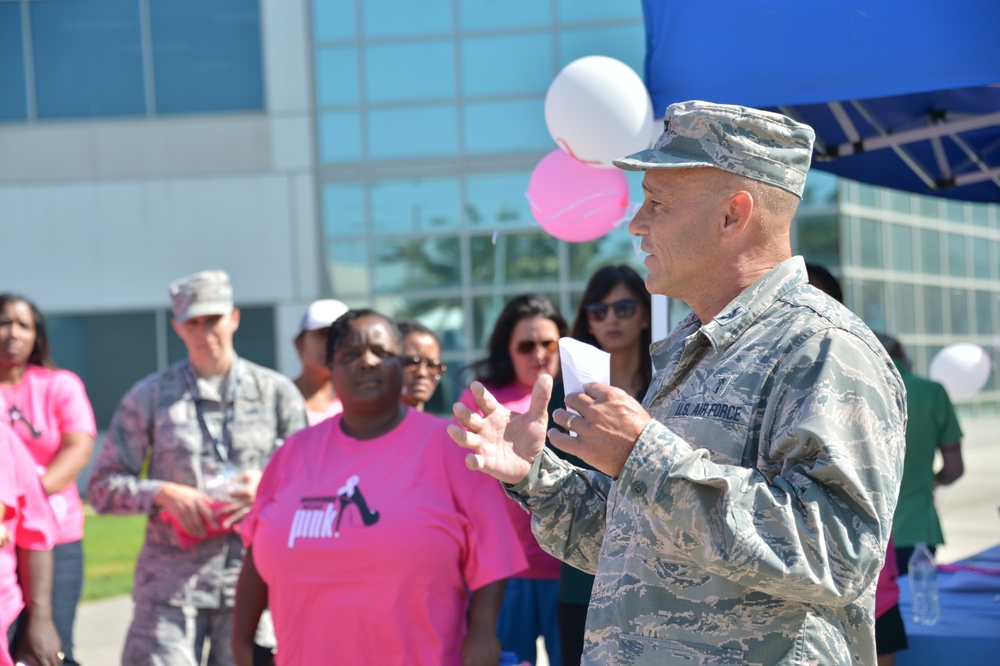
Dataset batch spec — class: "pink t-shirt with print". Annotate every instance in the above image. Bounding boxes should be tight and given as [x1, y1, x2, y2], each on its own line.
[0, 423, 57, 666]
[1, 365, 96, 544]
[243, 408, 527, 666]
[458, 383, 562, 581]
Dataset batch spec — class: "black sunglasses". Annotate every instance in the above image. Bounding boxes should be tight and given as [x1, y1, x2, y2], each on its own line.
[514, 339, 559, 356]
[401, 355, 448, 375]
[584, 298, 637, 322]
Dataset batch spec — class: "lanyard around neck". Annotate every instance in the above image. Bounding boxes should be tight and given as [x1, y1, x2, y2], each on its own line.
[184, 360, 242, 463]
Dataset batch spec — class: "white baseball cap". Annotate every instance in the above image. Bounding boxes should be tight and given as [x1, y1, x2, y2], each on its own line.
[298, 299, 349, 334]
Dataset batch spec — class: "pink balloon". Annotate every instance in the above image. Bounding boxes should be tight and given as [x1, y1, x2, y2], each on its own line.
[526, 150, 630, 243]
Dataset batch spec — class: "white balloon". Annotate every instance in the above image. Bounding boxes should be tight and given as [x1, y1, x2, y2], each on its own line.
[545, 56, 655, 169]
[928, 343, 992, 400]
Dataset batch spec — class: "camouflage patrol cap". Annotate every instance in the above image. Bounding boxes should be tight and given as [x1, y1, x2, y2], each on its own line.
[613, 100, 815, 197]
[168, 270, 234, 323]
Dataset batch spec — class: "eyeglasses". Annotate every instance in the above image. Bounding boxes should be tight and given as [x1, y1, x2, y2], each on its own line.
[401, 356, 448, 376]
[584, 298, 637, 322]
[514, 339, 559, 356]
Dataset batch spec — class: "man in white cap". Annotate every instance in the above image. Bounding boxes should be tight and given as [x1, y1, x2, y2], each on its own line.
[451, 101, 905, 664]
[88, 270, 307, 666]
[291, 299, 349, 425]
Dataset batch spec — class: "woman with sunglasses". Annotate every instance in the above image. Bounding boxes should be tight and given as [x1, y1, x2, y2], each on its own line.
[555, 265, 651, 665]
[0, 294, 96, 666]
[397, 320, 447, 412]
[459, 293, 568, 666]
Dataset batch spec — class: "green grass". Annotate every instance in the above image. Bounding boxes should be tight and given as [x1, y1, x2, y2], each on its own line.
[82, 509, 147, 602]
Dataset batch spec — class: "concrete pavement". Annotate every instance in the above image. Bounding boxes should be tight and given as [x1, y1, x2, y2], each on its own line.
[74, 416, 1000, 665]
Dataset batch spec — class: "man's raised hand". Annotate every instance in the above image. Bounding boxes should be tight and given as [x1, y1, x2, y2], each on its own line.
[448, 375, 553, 485]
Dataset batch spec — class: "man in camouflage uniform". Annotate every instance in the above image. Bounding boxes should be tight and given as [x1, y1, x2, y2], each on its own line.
[88, 270, 306, 666]
[451, 101, 906, 665]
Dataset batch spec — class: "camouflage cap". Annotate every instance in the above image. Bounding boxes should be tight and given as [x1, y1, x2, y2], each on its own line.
[168, 270, 234, 323]
[613, 100, 815, 197]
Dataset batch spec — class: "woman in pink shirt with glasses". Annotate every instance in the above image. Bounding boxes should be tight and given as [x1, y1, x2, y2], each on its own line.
[459, 293, 569, 666]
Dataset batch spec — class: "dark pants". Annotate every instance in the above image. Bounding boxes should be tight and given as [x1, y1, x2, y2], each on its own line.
[53, 540, 84, 664]
[895, 543, 936, 576]
[557, 602, 588, 666]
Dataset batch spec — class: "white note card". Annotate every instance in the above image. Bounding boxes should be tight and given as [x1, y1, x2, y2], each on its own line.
[558, 337, 610, 420]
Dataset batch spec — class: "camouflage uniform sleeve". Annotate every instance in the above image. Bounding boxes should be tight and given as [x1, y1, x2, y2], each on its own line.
[615, 329, 905, 606]
[507, 448, 614, 574]
[86, 381, 165, 515]
[273, 377, 307, 443]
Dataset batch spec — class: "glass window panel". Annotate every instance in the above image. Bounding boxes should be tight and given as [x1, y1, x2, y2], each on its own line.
[312, 0, 355, 42]
[31, 0, 145, 119]
[974, 291, 994, 335]
[557, 0, 643, 23]
[567, 227, 642, 281]
[889, 224, 913, 272]
[470, 231, 559, 287]
[924, 286, 944, 334]
[318, 111, 363, 162]
[315, 47, 359, 106]
[461, 34, 552, 97]
[970, 203, 989, 228]
[321, 182, 366, 238]
[372, 237, 461, 292]
[326, 240, 369, 296]
[361, 0, 452, 38]
[888, 189, 911, 214]
[801, 171, 839, 206]
[947, 233, 967, 277]
[233, 306, 276, 369]
[370, 178, 461, 234]
[841, 219, 854, 269]
[994, 240, 1000, 280]
[919, 228, 941, 274]
[858, 218, 883, 269]
[365, 41, 454, 103]
[917, 194, 939, 219]
[0, 4, 27, 121]
[368, 105, 457, 159]
[949, 289, 969, 335]
[944, 200, 965, 223]
[465, 172, 534, 229]
[795, 214, 840, 268]
[464, 100, 550, 154]
[47, 312, 159, 430]
[891, 283, 916, 334]
[150, 0, 263, 114]
[558, 26, 646, 76]
[383, 296, 465, 354]
[859, 281, 887, 333]
[458, 0, 551, 31]
[857, 182, 879, 208]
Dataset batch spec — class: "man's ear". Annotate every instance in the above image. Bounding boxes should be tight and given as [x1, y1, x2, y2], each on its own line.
[721, 190, 753, 235]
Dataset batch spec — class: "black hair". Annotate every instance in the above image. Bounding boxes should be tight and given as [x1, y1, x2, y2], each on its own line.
[570, 265, 652, 391]
[397, 319, 440, 345]
[467, 293, 568, 387]
[0, 293, 57, 369]
[804, 263, 844, 304]
[325, 309, 400, 365]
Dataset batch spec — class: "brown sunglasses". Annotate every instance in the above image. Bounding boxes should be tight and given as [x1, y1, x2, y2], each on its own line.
[514, 339, 559, 355]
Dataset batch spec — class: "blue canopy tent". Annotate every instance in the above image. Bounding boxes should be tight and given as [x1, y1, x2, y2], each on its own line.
[641, 0, 1000, 203]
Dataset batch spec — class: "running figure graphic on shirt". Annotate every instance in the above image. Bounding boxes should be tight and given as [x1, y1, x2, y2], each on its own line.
[287, 475, 380, 548]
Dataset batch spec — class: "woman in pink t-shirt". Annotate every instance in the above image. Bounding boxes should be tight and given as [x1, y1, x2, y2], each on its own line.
[0, 294, 96, 665]
[233, 310, 526, 666]
[459, 293, 568, 666]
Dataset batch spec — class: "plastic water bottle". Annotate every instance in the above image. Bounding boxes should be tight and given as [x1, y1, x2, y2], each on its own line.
[908, 542, 940, 625]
